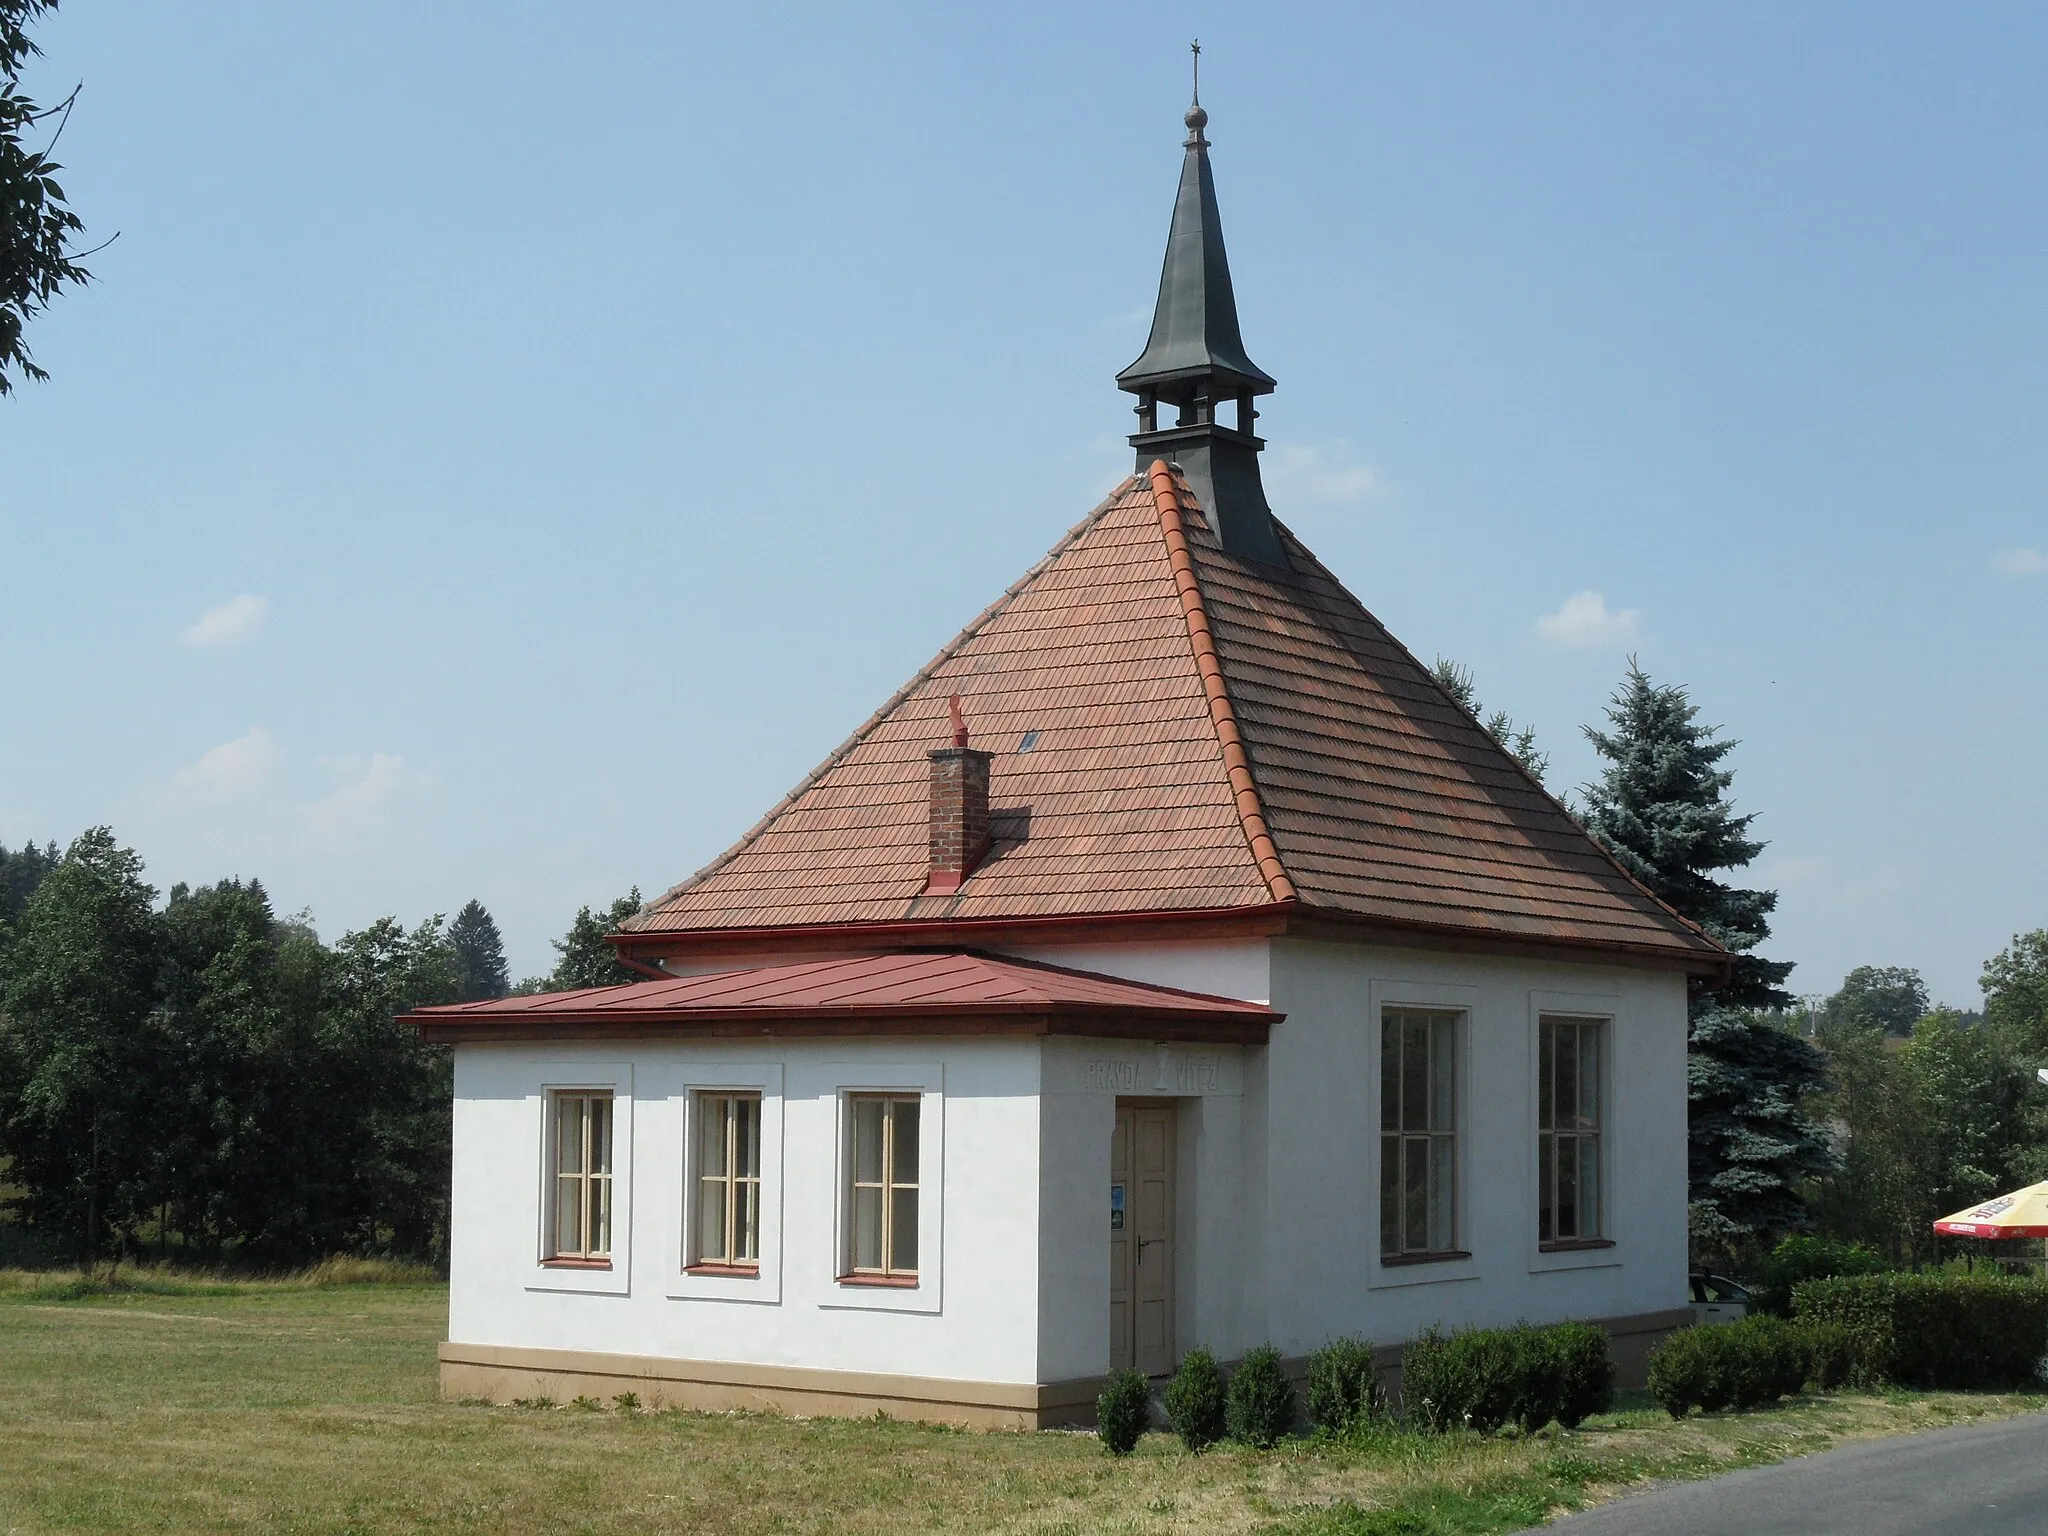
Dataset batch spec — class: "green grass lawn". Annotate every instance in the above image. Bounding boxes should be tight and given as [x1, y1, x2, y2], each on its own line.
[0, 1276, 2042, 1535]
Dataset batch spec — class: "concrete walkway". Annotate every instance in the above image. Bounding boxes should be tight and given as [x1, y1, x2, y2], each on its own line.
[1537, 1411, 2048, 1534]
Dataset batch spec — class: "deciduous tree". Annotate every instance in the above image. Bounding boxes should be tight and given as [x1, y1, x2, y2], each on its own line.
[527, 890, 643, 992]
[1, 0, 94, 394]
[1820, 965, 1930, 1039]
[0, 829, 160, 1258]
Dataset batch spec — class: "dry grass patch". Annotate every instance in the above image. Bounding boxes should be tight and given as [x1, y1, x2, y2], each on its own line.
[0, 1283, 2039, 1535]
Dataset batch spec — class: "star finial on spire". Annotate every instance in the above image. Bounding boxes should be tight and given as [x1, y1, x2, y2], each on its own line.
[1185, 39, 1208, 143]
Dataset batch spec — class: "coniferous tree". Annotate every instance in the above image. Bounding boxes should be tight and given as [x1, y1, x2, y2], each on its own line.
[1580, 660, 1793, 1010]
[1428, 657, 1550, 784]
[0, 837, 58, 930]
[447, 899, 509, 1002]
[1581, 662, 1820, 1254]
[1687, 1008, 1835, 1250]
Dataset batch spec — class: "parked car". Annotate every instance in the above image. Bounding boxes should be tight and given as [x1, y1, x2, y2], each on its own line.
[1689, 1272, 1751, 1326]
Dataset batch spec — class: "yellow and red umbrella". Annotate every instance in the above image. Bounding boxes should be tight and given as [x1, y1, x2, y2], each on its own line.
[1932, 1181, 2048, 1239]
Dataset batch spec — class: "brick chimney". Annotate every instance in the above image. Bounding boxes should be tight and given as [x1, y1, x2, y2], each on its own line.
[926, 695, 992, 895]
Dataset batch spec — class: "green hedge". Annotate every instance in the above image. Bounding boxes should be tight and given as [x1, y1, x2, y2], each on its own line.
[1401, 1321, 1614, 1433]
[1647, 1317, 1811, 1418]
[1746, 1236, 1893, 1317]
[1792, 1273, 2048, 1390]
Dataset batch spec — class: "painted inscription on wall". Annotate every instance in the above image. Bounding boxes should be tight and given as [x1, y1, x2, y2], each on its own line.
[1085, 1059, 1139, 1091]
[1169, 1053, 1221, 1094]
[1082, 1054, 1225, 1094]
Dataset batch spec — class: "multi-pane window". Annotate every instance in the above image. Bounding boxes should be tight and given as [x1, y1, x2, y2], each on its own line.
[848, 1095, 919, 1279]
[694, 1093, 762, 1270]
[549, 1091, 613, 1261]
[1539, 1016, 1604, 1244]
[1380, 1009, 1458, 1259]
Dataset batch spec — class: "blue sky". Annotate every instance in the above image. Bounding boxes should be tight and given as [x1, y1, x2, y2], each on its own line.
[2, 3, 2043, 1004]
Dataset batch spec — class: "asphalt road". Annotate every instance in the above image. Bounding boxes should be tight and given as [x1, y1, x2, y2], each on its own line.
[1537, 1411, 2048, 1535]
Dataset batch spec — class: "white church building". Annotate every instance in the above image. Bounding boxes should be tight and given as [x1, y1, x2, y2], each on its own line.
[408, 96, 1722, 1429]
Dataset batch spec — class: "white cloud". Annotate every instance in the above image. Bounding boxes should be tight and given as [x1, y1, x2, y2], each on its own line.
[308, 753, 406, 833]
[1536, 590, 1643, 650]
[173, 727, 280, 800]
[1994, 547, 2048, 577]
[1262, 440, 1386, 506]
[182, 594, 270, 648]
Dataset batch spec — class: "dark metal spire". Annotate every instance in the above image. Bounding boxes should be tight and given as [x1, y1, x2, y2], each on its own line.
[1118, 63, 1286, 567]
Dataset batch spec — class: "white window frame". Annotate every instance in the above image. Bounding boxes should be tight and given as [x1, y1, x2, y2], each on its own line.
[1537, 1014, 1609, 1248]
[547, 1089, 616, 1262]
[819, 1061, 944, 1316]
[1367, 981, 1480, 1292]
[527, 1062, 633, 1296]
[668, 1064, 783, 1306]
[844, 1094, 922, 1282]
[691, 1091, 765, 1270]
[1379, 1007, 1464, 1263]
[1527, 991, 1624, 1274]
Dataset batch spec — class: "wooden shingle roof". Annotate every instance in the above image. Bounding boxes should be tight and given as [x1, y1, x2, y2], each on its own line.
[620, 463, 1723, 973]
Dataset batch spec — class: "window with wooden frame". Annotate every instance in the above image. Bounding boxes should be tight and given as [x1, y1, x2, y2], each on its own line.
[846, 1095, 919, 1282]
[692, 1092, 762, 1272]
[1380, 1009, 1460, 1261]
[547, 1090, 613, 1263]
[1538, 1016, 1606, 1246]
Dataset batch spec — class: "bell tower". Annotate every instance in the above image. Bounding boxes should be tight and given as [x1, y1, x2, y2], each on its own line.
[1116, 58, 1286, 567]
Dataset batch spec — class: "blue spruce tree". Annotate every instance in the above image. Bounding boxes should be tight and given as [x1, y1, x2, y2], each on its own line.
[1580, 662, 1829, 1253]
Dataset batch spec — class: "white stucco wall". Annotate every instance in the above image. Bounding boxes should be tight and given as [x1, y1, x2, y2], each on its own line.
[447, 935, 1690, 1389]
[1014, 935, 1691, 1368]
[448, 1037, 1046, 1384]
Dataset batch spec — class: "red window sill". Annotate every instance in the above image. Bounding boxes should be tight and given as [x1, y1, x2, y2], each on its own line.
[685, 1263, 762, 1278]
[837, 1272, 919, 1288]
[541, 1257, 612, 1270]
[1539, 1238, 1615, 1253]
[1379, 1250, 1472, 1268]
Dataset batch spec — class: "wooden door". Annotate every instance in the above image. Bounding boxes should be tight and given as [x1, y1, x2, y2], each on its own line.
[1109, 1102, 1176, 1376]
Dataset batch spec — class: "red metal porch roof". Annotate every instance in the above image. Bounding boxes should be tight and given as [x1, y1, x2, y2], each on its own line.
[405, 950, 1278, 1044]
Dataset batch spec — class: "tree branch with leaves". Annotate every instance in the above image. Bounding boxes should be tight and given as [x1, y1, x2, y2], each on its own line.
[2, 0, 97, 394]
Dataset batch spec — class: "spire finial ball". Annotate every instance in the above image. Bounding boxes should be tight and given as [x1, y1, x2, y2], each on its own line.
[1184, 103, 1208, 132]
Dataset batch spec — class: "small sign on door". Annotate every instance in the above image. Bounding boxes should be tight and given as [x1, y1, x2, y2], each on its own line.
[1110, 1183, 1127, 1230]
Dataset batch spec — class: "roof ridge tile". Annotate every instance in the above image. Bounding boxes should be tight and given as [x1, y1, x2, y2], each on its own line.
[1144, 460, 1298, 906]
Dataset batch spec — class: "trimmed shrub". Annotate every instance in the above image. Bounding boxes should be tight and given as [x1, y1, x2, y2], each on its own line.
[1747, 1235, 1893, 1317]
[1548, 1321, 1617, 1429]
[1401, 1321, 1612, 1433]
[1647, 1326, 1714, 1419]
[1307, 1336, 1378, 1432]
[1403, 1326, 1513, 1432]
[1792, 1272, 2048, 1390]
[1164, 1347, 1228, 1452]
[1096, 1368, 1151, 1455]
[1647, 1317, 1820, 1419]
[1226, 1344, 1298, 1448]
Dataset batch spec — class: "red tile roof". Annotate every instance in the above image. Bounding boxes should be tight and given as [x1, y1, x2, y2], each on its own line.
[619, 464, 1723, 973]
[405, 951, 1278, 1043]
